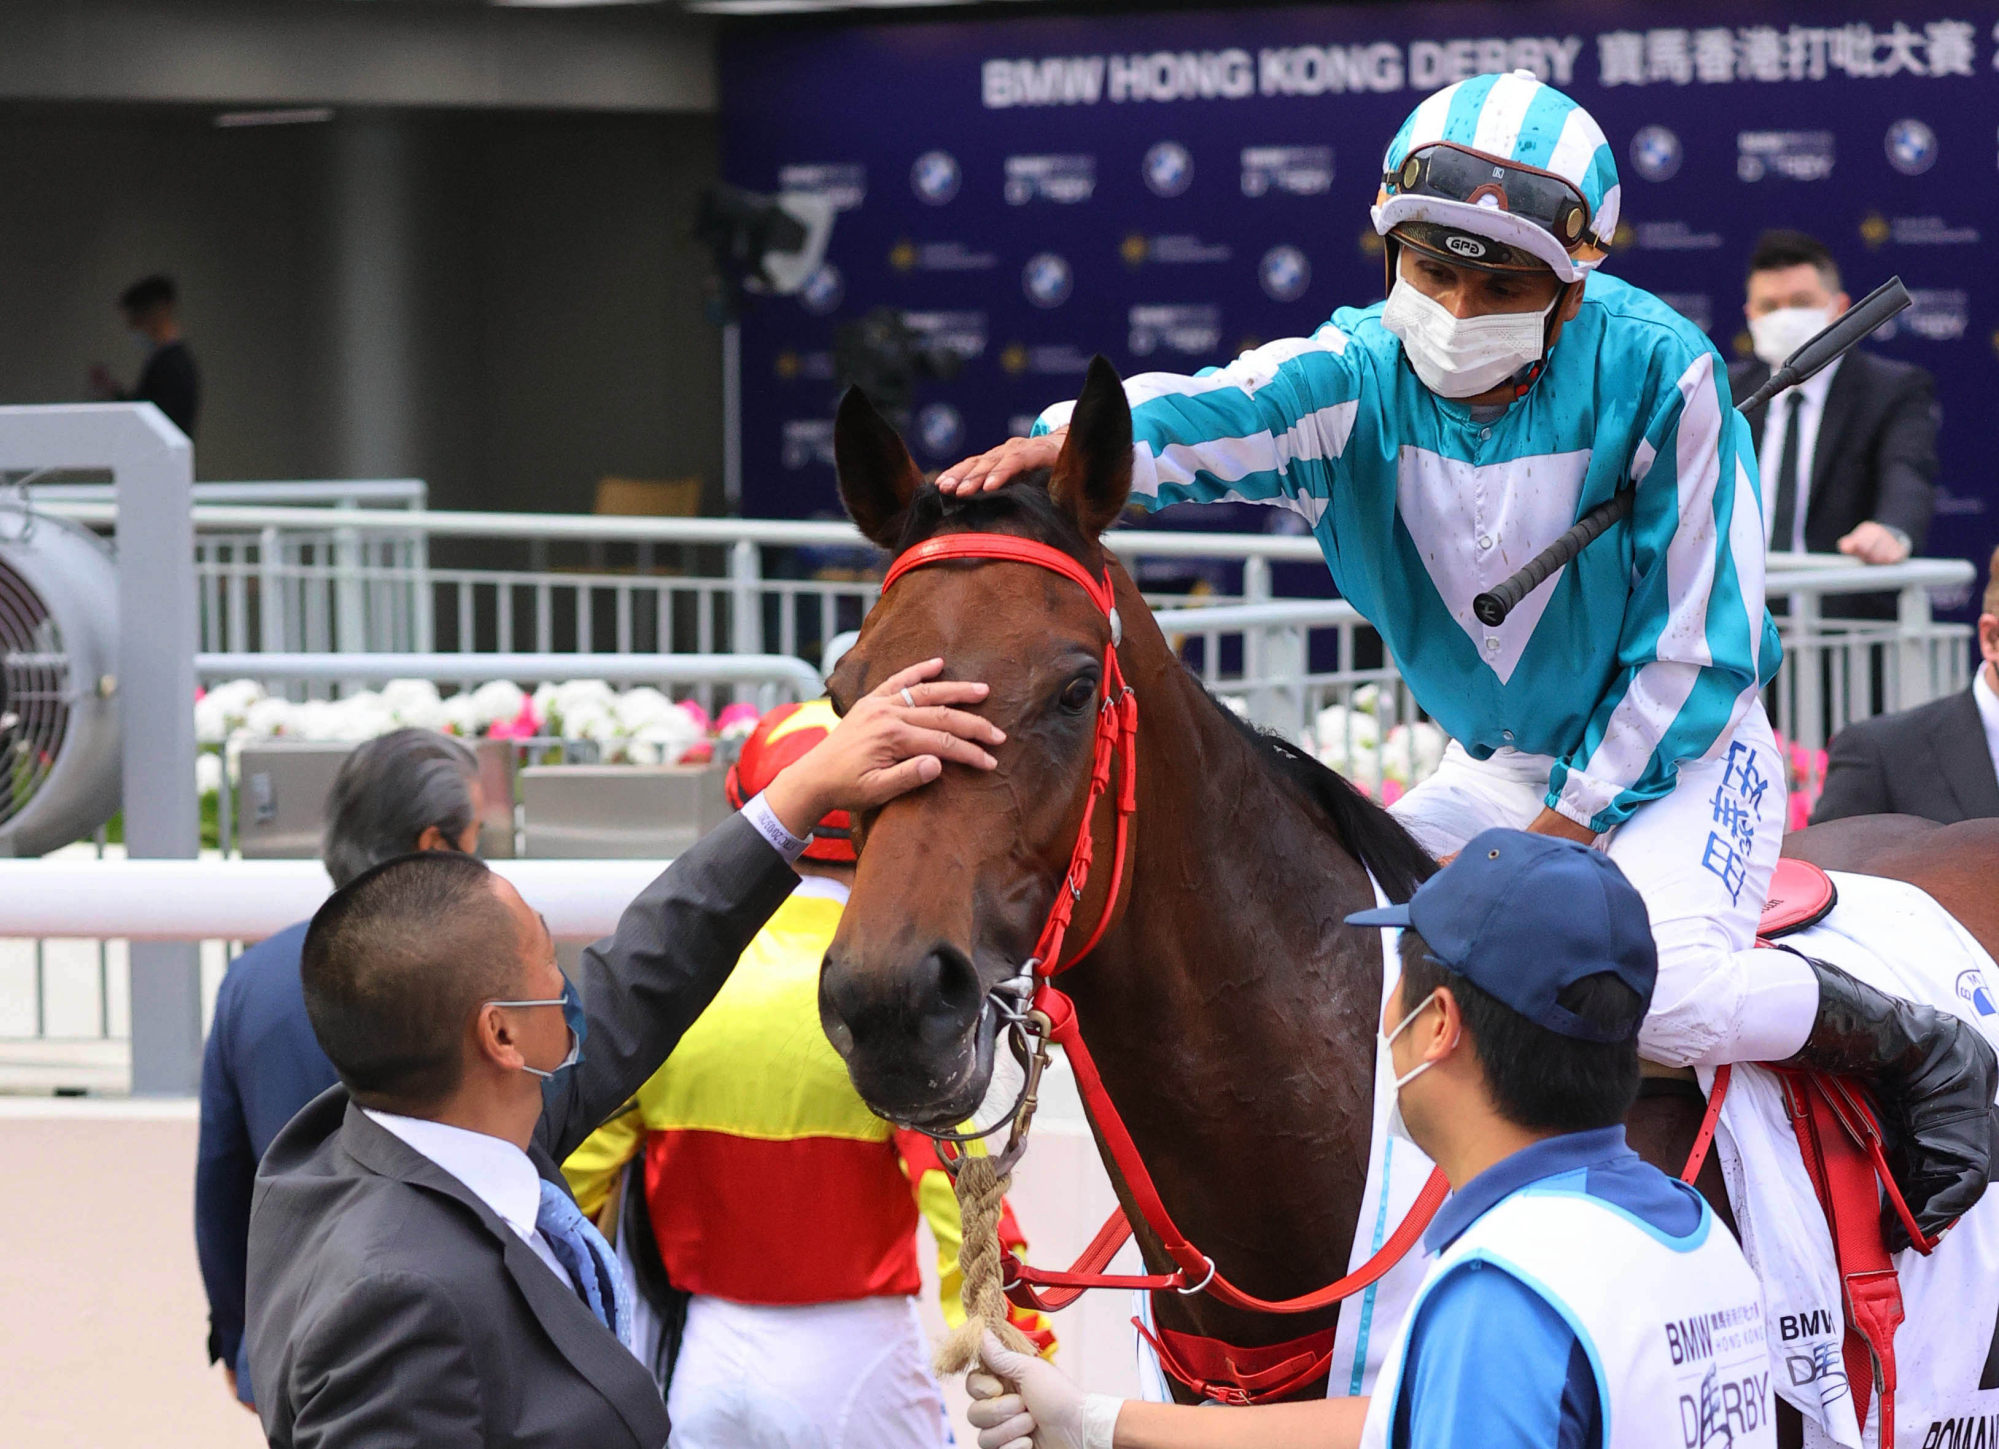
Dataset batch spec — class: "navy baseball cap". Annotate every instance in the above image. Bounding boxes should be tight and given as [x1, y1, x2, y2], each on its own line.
[1347, 828, 1656, 1043]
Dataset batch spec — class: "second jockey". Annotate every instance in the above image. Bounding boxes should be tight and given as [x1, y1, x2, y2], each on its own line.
[939, 70, 1996, 1242]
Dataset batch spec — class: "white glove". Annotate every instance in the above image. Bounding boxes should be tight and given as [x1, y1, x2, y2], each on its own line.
[966, 1329, 1123, 1449]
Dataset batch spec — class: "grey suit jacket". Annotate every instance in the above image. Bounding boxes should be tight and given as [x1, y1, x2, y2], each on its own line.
[246, 814, 797, 1448]
[1810, 687, 1999, 826]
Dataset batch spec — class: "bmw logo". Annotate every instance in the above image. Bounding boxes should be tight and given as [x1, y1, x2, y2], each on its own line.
[798, 262, 844, 316]
[1630, 125, 1682, 183]
[1143, 142, 1193, 198]
[916, 403, 964, 457]
[1258, 246, 1310, 303]
[1022, 252, 1073, 309]
[1885, 119, 1937, 176]
[911, 150, 961, 205]
[1958, 969, 1996, 1016]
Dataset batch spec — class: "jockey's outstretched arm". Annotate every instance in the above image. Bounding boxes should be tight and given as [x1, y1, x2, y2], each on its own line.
[938, 324, 1357, 518]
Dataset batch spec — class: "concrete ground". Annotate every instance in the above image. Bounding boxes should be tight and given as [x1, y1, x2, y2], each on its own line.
[0, 1054, 1140, 1448]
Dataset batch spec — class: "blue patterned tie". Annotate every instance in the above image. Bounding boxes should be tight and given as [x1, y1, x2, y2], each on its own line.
[535, 1178, 631, 1348]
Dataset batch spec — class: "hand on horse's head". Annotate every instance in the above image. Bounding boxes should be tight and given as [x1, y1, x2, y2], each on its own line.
[937, 428, 1068, 497]
[842, 354, 1134, 545]
[762, 658, 1003, 835]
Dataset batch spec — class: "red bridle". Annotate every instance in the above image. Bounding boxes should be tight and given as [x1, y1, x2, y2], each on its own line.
[879, 532, 1138, 976]
[877, 528, 1447, 1402]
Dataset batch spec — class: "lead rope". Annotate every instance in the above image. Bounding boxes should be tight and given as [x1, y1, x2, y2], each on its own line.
[936, 1155, 1038, 1374]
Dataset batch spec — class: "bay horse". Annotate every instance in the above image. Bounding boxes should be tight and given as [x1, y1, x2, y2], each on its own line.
[816, 356, 1999, 1413]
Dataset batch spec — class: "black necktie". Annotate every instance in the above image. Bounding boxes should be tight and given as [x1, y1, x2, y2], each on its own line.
[1770, 392, 1804, 553]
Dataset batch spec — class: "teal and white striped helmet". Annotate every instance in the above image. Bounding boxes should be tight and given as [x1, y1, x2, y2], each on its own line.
[1373, 71, 1620, 283]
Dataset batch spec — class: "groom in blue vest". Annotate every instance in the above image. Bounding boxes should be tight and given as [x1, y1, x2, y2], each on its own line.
[970, 832, 1774, 1449]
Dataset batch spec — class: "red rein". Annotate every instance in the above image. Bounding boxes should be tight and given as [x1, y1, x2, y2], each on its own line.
[880, 532, 1447, 1390]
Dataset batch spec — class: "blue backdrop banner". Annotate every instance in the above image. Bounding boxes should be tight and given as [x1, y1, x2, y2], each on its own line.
[720, 3, 1998, 615]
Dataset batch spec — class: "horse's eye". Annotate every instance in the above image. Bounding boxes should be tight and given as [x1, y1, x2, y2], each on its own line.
[1059, 675, 1098, 713]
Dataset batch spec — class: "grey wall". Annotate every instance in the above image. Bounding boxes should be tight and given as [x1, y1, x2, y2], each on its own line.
[0, 1, 715, 113]
[0, 103, 724, 513]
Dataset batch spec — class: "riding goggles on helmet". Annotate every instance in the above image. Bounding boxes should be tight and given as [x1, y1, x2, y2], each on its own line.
[1383, 143, 1593, 260]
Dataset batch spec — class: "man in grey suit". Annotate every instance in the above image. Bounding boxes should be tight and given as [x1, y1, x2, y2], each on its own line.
[246, 660, 1004, 1448]
[1812, 548, 1999, 824]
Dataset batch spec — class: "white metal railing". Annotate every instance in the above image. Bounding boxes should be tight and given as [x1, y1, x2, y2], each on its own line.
[38, 500, 1328, 663]
[1153, 558, 1975, 801]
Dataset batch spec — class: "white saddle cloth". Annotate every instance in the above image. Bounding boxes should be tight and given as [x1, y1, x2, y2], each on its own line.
[1709, 872, 1999, 1448]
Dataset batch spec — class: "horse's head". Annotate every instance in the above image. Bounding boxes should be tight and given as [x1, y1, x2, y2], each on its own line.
[819, 357, 1134, 1129]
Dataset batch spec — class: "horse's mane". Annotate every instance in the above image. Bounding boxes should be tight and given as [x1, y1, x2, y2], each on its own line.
[1202, 690, 1438, 904]
[893, 477, 1438, 904]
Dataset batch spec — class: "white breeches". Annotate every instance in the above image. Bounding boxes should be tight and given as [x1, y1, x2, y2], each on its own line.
[666, 1294, 952, 1449]
[1389, 701, 1818, 1067]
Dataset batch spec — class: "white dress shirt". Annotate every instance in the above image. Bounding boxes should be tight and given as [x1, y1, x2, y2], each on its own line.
[1976, 666, 1999, 787]
[1759, 354, 1842, 553]
[364, 1109, 572, 1286]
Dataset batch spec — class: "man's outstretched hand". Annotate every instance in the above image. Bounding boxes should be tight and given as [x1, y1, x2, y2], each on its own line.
[936, 428, 1068, 497]
[763, 658, 1003, 835]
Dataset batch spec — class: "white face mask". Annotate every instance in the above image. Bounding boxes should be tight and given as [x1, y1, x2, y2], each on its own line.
[1381, 278, 1559, 400]
[1381, 987, 1443, 1145]
[1748, 305, 1831, 368]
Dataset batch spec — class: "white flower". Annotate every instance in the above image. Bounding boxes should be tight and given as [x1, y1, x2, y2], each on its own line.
[562, 700, 622, 744]
[631, 719, 701, 766]
[1383, 722, 1446, 784]
[1311, 704, 1380, 756]
[1350, 683, 1384, 718]
[195, 751, 224, 797]
[380, 679, 444, 728]
[531, 681, 561, 722]
[242, 697, 294, 738]
[469, 679, 527, 727]
[330, 695, 397, 742]
[611, 687, 678, 731]
[195, 679, 267, 743]
[194, 694, 233, 745]
[440, 694, 485, 737]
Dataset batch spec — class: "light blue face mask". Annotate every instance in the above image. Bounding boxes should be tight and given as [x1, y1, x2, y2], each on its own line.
[1381, 987, 1443, 1145]
[488, 977, 587, 1083]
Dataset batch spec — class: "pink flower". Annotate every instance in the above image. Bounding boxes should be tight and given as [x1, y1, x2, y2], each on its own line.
[486, 700, 542, 741]
[679, 740, 715, 765]
[1380, 779, 1405, 807]
[715, 702, 761, 733]
[677, 699, 712, 733]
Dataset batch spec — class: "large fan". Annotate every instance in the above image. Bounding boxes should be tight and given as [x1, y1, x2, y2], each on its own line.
[0, 505, 120, 856]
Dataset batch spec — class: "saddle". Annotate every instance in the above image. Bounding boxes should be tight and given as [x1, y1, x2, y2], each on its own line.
[1717, 858, 1916, 1448]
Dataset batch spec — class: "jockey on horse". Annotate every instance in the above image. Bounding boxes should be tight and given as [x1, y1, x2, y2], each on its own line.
[939, 70, 1998, 1249]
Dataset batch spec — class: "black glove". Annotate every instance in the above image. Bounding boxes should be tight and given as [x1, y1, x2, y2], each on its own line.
[1782, 955, 1999, 1251]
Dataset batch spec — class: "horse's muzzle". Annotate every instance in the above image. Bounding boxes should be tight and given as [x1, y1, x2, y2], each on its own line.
[818, 942, 997, 1127]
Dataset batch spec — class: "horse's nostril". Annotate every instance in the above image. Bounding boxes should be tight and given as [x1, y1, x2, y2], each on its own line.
[913, 943, 983, 1043]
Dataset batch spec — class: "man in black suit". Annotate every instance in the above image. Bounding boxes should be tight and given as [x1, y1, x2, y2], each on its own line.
[246, 661, 1004, 1448]
[1812, 546, 1999, 824]
[1730, 230, 1938, 618]
[89, 274, 201, 438]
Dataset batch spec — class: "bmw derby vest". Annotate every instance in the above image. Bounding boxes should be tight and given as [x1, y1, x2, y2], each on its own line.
[1359, 1184, 1774, 1449]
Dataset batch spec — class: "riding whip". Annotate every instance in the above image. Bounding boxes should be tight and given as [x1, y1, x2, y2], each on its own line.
[1470, 276, 1913, 628]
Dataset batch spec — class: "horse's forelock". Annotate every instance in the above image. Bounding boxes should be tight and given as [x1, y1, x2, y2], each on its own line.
[890, 474, 1097, 571]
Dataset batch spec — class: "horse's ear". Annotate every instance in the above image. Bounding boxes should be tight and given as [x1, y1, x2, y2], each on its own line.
[835, 387, 923, 550]
[1049, 355, 1133, 539]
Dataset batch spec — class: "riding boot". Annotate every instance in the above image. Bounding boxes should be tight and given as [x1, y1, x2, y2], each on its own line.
[1781, 955, 1999, 1250]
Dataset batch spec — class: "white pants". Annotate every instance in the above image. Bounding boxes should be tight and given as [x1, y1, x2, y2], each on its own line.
[667, 1294, 952, 1449]
[1389, 702, 1817, 1067]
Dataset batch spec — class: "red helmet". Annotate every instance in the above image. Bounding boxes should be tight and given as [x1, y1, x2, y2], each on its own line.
[723, 699, 855, 864]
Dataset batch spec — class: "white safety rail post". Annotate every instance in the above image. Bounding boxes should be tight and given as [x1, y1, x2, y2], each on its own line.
[0, 403, 200, 1095]
[729, 538, 764, 655]
[1895, 581, 1936, 713]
